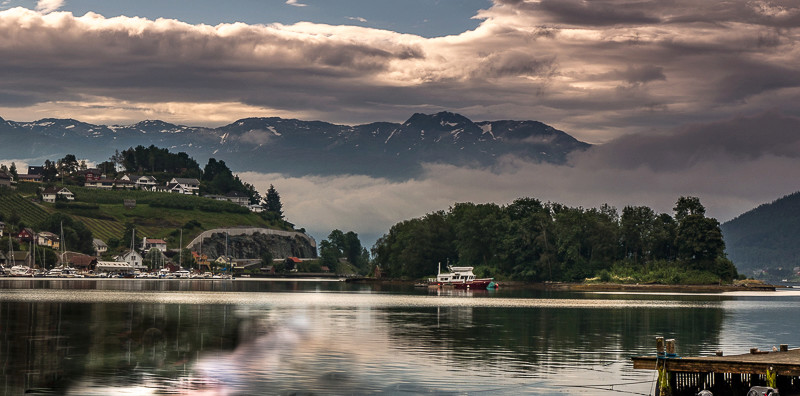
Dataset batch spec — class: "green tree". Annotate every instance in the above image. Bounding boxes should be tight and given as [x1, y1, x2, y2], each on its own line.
[260, 251, 274, 268]
[0, 236, 20, 254]
[674, 196, 706, 222]
[499, 197, 551, 281]
[57, 154, 79, 176]
[319, 240, 340, 272]
[650, 213, 677, 261]
[448, 202, 504, 267]
[97, 160, 116, 177]
[372, 211, 456, 279]
[676, 214, 725, 268]
[37, 213, 94, 254]
[264, 184, 283, 219]
[180, 248, 196, 269]
[42, 160, 58, 182]
[8, 162, 17, 180]
[673, 196, 731, 279]
[121, 223, 140, 251]
[620, 205, 656, 265]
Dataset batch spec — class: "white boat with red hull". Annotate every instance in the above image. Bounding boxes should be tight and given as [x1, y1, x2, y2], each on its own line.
[428, 264, 497, 290]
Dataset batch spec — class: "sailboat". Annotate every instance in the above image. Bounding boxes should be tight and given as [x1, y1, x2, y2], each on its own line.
[48, 222, 80, 277]
[8, 234, 32, 277]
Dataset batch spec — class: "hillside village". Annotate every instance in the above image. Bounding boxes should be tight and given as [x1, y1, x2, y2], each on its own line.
[17, 164, 263, 213]
[0, 146, 328, 278]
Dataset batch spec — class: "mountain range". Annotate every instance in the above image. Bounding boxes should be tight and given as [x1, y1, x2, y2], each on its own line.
[721, 191, 800, 278]
[0, 112, 590, 178]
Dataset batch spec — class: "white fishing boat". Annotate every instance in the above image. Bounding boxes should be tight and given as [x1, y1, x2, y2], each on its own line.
[9, 265, 33, 277]
[428, 263, 497, 290]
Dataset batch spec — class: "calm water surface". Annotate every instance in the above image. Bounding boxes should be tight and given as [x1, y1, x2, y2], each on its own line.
[1, 279, 799, 395]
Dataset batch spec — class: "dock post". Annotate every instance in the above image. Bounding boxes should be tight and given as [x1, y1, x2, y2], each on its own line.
[780, 344, 788, 352]
[666, 339, 676, 357]
[657, 336, 665, 357]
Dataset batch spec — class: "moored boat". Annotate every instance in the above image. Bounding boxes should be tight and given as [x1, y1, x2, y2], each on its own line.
[428, 264, 497, 290]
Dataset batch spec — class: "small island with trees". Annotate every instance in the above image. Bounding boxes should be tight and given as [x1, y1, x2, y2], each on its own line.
[372, 196, 752, 288]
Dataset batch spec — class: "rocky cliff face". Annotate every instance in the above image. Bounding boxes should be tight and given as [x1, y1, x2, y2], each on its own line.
[200, 232, 317, 260]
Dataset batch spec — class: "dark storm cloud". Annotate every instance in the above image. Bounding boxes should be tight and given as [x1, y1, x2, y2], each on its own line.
[714, 64, 800, 103]
[535, 0, 661, 26]
[590, 65, 666, 85]
[575, 111, 800, 172]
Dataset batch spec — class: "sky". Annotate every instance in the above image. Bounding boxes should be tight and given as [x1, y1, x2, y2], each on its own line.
[2, 0, 800, 247]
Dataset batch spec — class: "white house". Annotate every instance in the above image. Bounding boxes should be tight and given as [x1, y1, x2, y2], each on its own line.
[41, 186, 74, 203]
[135, 175, 158, 190]
[225, 191, 249, 206]
[116, 250, 144, 269]
[167, 178, 200, 195]
[84, 179, 116, 189]
[93, 238, 108, 255]
[142, 237, 167, 253]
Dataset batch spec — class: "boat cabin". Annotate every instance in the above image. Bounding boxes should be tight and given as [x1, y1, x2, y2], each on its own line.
[435, 266, 476, 283]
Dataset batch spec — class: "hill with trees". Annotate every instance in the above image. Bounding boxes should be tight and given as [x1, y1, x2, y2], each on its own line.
[0, 145, 296, 263]
[721, 191, 800, 279]
[373, 196, 739, 284]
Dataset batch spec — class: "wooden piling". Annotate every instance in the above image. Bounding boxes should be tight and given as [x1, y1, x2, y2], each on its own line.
[666, 339, 676, 357]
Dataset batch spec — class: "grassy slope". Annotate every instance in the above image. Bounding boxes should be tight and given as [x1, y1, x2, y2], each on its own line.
[0, 189, 51, 225]
[6, 183, 280, 249]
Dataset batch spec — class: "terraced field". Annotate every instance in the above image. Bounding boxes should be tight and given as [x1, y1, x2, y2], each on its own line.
[0, 190, 51, 226]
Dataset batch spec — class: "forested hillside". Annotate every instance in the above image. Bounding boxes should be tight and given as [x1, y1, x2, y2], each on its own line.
[721, 191, 800, 277]
[373, 197, 739, 284]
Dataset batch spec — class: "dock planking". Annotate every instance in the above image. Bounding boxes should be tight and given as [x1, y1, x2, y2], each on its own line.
[633, 347, 800, 376]
[633, 340, 795, 395]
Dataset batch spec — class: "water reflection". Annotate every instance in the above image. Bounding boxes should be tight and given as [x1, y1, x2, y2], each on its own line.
[0, 281, 798, 395]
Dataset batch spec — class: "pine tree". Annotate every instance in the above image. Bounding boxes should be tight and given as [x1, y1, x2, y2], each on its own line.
[265, 184, 283, 219]
[8, 162, 17, 180]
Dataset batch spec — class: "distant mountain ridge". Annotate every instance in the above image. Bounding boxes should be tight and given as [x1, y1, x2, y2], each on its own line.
[0, 112, 590, 178]
[721, 191, 800, 276]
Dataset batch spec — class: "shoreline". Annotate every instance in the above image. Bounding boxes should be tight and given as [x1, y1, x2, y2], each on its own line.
[348, 277, 782, 292]
[0, 276, 784, 292]
[538, 282, 780, 293]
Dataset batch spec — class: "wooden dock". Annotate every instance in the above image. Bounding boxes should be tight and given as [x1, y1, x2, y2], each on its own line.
[632, 338, 799, 395]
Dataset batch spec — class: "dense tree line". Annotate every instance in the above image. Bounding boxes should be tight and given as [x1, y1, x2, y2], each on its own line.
[320, 229, 370, 274]
[117, 145, 202, 178]
[373, 196, 738, 283]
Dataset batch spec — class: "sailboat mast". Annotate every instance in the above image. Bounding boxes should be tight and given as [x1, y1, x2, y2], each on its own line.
[60, 221, 66, 268]
[8, 235, 14, 267]
[179, 229, 182, 269]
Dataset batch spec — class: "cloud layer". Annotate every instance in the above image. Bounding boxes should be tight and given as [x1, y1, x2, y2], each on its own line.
[0, 1, 799, 141]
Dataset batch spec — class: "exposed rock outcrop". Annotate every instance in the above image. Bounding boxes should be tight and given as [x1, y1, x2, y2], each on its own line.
[190, 228, 317, 260]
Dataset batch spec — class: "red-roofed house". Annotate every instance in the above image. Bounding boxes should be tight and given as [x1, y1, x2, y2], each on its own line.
[62, 252, 97, 271]
[142, 237, 167, 253]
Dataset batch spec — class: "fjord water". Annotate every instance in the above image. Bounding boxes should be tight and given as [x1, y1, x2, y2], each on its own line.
[2, 280, 799, 395]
